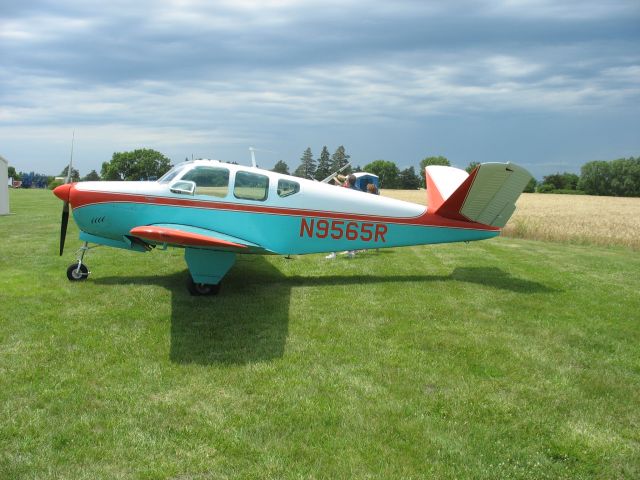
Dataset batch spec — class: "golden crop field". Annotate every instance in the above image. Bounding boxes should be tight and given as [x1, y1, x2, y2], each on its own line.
[381, 190, 640, 250]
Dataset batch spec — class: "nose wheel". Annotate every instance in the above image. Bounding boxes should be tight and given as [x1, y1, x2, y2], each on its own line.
[67, 263, 89, 281]
[65, 241, 91, 281]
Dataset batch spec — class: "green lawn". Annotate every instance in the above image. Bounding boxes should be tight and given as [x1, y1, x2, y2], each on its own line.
[1, 189, 639, 479]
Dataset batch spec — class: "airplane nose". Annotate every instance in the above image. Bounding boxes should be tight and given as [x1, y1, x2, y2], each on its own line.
[53, 183, 73, 202]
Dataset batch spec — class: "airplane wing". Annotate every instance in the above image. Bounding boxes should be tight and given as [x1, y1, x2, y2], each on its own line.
[129, 224, 265, 252]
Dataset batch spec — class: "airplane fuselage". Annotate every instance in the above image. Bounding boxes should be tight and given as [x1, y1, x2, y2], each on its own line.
[66, 160, 499, 256]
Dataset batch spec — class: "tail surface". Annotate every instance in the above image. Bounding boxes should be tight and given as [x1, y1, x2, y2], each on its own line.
[425, 162, 532, 227]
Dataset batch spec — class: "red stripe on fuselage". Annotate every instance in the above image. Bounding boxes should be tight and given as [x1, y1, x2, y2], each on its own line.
[69, 188, 499, 231]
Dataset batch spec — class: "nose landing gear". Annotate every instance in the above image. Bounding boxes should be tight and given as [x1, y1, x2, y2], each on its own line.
[66, 241, 91, 281]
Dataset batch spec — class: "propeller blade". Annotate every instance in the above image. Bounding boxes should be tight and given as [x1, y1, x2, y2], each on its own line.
[60, 201, 69, 256]
[58, 131, 74, 256]
[65, 131, 75, 183]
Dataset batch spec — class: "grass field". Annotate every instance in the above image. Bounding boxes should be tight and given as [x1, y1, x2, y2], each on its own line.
[381, 190, 640, 250]
[1, 189, 639, 479]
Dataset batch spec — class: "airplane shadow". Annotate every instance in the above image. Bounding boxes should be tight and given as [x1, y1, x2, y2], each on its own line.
[284, 266, 554, 295]
[95, 256, 290, 366]
[94, 259, 554, 366]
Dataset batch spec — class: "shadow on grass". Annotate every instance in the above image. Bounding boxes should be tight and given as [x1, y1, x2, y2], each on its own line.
[94, 260, 553, 366]
[95, 256, 290, 366]
[449, 267, 555, 293]
[283, 266, 554, 294]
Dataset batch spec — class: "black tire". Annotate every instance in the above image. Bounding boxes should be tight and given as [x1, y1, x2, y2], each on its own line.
[67, 263, 89, 281]
[186, 276, 221, 296]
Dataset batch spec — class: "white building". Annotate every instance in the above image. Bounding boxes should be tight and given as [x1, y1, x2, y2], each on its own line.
[0, 155, 8, 215]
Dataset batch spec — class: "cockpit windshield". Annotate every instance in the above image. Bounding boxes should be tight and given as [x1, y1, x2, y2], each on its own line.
[158, 163, 191, 183]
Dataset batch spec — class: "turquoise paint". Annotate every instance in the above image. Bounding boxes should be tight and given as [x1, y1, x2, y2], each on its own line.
[184, 249, 236, 284]
[73, 202, 498, 256]
[79, 231, 148, 252]
[72, 201, 498, 287]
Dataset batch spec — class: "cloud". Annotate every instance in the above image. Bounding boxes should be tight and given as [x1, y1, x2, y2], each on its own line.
[485, 0, 640, 19]
[1, 0, 639, 175]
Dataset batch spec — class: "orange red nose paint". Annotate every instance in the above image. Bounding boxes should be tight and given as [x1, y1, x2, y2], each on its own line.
[53, 183, 73, 202]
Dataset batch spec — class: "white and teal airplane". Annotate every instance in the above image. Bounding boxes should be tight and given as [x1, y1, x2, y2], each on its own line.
[54, 160, 532, 295]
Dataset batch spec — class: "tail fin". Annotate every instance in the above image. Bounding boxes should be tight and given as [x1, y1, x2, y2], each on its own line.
[425, 162, 532, 227]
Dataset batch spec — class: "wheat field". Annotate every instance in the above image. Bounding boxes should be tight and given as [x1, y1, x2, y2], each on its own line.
[381, 190, 640, 250]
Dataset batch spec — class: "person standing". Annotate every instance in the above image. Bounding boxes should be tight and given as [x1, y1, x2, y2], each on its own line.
[326, 175, 359, 259]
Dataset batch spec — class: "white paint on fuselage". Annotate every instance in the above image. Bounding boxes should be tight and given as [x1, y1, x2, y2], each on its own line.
[75, 160, 426, 219]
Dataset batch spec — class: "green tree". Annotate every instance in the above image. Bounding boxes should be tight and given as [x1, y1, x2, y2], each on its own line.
[7, 166, 20, 181]
[523, 177, 537, 193]
[419, 156, 450, 186]
[293, 148, 316, 179]
[398, 166, 421, 189]
[609, 157, 640, 197]
[578, 161, 611, 195]
[271, 160, 290, 175]
[537, 183, 555, 193]
[465, 161, 480, 173]
[538, 172, 581, 193]
[315, 146, 332, 181]
[542, 172, 579, 191]
[563, 173, 580, 190]
[330, 145, 351, 174]
[580, 157, 640, 197]
[363, 160, 400, 189]
[82, 170, 101, 181]
[101, 149, 172, 181]
[60, 165, 80, 182]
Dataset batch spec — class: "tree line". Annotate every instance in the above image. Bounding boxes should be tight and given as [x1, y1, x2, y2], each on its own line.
[273, 145, 352, 181]
[282, 150, 471, 190]
[284, 149, 640, 197]
[8, 149, 171, 189]
[7, 148, 640, 198]
[278, 146, 429, 190]
[529, 157, 640, 196]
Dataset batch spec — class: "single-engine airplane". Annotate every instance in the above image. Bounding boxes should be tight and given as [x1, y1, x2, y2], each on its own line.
[54, 159, 532, 295]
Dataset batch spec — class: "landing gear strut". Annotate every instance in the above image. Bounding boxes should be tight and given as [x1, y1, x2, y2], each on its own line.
[184, 249, 234, 296]
[66, 241, 91, 281]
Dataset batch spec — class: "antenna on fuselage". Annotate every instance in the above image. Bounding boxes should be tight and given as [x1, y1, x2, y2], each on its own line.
[248, 147, 275, 169]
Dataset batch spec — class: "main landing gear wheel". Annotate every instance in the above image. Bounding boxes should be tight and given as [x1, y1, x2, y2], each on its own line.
[67, 263, 89, 281]
[186, 277, 221, 296]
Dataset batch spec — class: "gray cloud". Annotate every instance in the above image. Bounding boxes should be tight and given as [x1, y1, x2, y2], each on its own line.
[1, 0, 639, 178]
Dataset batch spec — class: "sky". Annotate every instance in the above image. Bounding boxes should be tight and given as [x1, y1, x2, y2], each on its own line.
[1, 0, 639, 180]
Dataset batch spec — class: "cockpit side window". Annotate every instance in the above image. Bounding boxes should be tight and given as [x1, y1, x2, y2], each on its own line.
[181, 166, 230, 197]
[234, 171, 269, 201]
[277, 179, 300, 197]
[158, 164, 188, 183]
